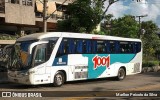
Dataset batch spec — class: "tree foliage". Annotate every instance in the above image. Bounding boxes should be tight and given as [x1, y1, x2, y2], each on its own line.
[57, 0, 118, 33]
[141, 21, 160, 60]
[56, 0, 160, 61]
[103, 15, 139, 38]
[102, 16, 160, 60]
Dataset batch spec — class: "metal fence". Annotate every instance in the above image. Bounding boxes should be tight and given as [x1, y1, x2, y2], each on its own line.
[0, 44, 13, 72]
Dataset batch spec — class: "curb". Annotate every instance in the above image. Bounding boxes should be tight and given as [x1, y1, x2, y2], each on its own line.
[0, 79, 9, 83]
[141, 66, 160, 73]
[0, 72, 9, 83]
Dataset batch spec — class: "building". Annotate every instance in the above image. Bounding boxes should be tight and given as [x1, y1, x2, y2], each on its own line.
[0, 0, 74, 35]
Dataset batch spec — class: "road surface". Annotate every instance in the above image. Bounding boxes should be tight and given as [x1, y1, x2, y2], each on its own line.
[0, 72, 159, 99]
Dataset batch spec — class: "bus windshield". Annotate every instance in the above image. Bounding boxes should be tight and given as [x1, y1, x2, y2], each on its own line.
[9, 37, 58, 71]
[10, 40, 36, 71]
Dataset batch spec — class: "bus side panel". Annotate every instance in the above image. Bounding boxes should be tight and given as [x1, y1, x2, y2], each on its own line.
[51, 52, 141, 82]
[68, 54, 137, 80]
[126, 52, 142, 75]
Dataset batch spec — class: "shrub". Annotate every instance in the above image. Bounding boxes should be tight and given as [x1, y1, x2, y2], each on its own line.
[0, 34, 18, 40]
[142, 61, 159, 67]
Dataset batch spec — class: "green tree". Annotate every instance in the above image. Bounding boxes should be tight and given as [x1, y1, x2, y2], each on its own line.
[110, 15, 139, 38]
[141, 21, 160, 60]
[57, 0, 118, 33]
[99, 14, 114, 35]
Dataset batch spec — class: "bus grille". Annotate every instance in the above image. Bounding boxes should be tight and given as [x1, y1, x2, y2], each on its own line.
[133, 63, 141, 73]
[75, 72, 88, 79]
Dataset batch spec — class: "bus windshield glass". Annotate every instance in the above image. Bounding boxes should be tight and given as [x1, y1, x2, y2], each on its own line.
[10, 40, 36, 71]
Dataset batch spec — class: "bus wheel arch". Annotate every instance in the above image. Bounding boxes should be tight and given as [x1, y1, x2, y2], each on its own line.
[59, 70, 67, 82]
[53, 70, 66, 87]
[116, 66, 126, 81]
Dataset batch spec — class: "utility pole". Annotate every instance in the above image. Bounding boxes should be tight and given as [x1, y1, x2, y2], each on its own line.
[43, 0, 48, 33]
[43, 0, 68, 33]
[135, 15, 147, 38]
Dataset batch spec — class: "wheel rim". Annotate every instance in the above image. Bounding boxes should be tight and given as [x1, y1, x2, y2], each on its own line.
[55, 74, 63, 85]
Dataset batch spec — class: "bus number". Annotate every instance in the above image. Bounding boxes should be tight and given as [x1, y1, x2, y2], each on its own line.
[92, 55, 110, 70]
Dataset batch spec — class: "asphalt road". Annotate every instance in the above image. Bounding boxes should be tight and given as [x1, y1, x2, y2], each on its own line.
[0, 72, 160, 100]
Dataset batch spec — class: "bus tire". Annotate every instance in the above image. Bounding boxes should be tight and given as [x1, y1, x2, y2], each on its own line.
[53, 71, 65, 87]
[116, 68, 126, 81]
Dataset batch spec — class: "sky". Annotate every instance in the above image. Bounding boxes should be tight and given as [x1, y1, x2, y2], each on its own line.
[105, 0, 160, 27]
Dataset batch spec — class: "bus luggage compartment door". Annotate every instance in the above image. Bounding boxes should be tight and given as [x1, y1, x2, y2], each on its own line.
[74, 66, 88, 79]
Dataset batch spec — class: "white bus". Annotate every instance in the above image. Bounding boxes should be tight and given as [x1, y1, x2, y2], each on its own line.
[8, 32, 142, 86]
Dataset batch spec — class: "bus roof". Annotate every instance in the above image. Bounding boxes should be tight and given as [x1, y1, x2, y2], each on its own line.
[17, 32, 141, 42]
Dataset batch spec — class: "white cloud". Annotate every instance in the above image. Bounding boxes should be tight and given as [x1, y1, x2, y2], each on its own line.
[129, 1, 148, 16]
[105, 1, 129, 18]
[146, 4, 159, 20]
[104, 0, 160, 27]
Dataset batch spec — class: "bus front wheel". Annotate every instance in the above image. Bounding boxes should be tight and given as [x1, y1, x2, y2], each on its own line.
[53, 71, 65, 87]
[116, 68, 126, 81]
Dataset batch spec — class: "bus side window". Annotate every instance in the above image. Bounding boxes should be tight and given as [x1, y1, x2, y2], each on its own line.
[81, 39, 92, 54]
[134, 42, 141, 53]
[85, 40, 91, 53]
[34, 45, 46, 66]
[92, 40, 97, 54]
[133, 43, 137, 53]
[119, 42, 134, 54]
[105, 41, 110, 53]
[120, 42, 128, 53]
[76, 39, 83, 53]
[115, 41, 120, 53]
[68, 39, 75, 54]
[110, 41, 115, 53]
[137, 42, 141, 52]
[58, 38, 76, 54]
[57, 39, 68, 56]
[119, 42, 124, 53]
[97, 41, 106, 53]
[82, 40, 87, 53]
[128, 42, 134, 53]
[57, 40, 64, 55]
[47, 40, 56, 59]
